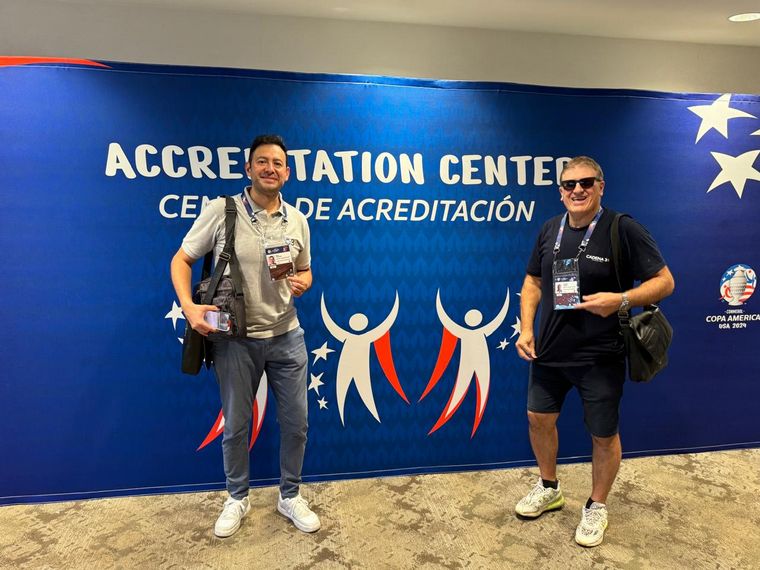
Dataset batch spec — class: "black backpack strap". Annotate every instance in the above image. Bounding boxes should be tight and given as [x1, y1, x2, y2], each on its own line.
[611, 213, 636, 327]
[200, 250, 212, 280]
[200, 197, 238, 305]
[611, 213, 624, 293]
[196, 196, 248, 339]
[223, 197, 246, 314]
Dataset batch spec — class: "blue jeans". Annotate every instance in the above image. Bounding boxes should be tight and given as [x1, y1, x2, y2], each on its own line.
[212, 327, 308, 500]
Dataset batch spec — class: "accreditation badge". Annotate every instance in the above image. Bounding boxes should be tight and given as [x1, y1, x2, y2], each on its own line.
[265, 240, 295, 281]
[552, 258, 581, 310]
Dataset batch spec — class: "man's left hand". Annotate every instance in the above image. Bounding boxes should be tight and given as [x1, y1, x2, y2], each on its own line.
[287, 275, 310, 297]
[575, 292, 622, 317]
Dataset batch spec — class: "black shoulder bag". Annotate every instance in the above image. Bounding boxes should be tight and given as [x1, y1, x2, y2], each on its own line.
[181, 197, 247, 375]
[611, 214, 673, 382]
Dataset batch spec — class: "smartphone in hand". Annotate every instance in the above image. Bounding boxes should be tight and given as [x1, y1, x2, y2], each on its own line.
[204, 310, 231, 332]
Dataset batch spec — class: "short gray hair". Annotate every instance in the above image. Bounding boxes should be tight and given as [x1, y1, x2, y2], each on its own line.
[560, 156, 604, 181]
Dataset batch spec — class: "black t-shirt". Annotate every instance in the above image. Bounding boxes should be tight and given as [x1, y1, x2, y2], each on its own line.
[526, 208, 666, 365]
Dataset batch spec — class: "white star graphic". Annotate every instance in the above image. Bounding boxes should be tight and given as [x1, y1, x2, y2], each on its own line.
[510, 316, 521, 339]
[311, 341, 334, 364]
[308, 373, 325, 395]
[497, 338, 509, 350]
[317, 397, 328, 410]
[707, 150, 760, 199]
[165, 301, 185, 330]
[688, 94, 756, 143]
[753, 129, 760, 136]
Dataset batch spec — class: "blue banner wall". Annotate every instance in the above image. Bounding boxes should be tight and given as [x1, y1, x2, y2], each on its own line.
[1, 58, 759, 504]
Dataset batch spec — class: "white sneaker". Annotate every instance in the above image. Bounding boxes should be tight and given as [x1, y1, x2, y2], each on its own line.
[575, 502, 608, 547]
[277, 493, 321, 533]
[515, 478, 565, 518]
[214, 496, 250, 538]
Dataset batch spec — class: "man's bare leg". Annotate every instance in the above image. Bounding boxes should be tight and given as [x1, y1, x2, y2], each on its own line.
[515, 411, 565, 518]
[528, 411, 560, 481]
[590, 433, 622, 503]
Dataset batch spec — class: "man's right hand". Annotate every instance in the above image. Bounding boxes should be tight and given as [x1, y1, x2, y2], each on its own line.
[182, 303, 220, 336]
[515, 331, 537, 361]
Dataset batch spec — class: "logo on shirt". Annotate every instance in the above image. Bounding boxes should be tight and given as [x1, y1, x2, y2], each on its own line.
[719, 264, 756, 306]
[585, 254, 609, 263]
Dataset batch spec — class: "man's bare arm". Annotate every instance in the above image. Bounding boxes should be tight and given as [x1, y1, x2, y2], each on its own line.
[575, 266, 675, 318]
[170, 248, 219, 336]
[515, 274, 542, 361]
[287, 267, 312, 297]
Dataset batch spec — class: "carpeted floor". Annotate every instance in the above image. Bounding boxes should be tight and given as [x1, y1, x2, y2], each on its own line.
[1, 448, 759, 569]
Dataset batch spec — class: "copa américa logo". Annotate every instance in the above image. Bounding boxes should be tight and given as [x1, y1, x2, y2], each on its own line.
[719, 264, 756, 306]
[705, 264, 759, 330]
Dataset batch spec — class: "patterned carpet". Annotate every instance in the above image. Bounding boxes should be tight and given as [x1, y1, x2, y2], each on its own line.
[1, 448, 759, 569]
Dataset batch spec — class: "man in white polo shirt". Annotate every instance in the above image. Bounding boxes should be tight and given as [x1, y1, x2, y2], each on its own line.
[170, 134, 320, 538]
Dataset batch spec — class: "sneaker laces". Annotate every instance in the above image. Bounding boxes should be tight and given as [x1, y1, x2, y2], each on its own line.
[221, 498, 246, 519]
[290, 495, 312, 517]
[522, 481, 550, 506]
[581, 506, 606, 529]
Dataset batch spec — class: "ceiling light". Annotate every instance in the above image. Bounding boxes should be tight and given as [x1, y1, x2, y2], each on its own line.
[728, 13, 760, 22]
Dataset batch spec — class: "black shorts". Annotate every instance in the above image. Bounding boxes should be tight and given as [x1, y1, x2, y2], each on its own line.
[528, 360, 625, 438]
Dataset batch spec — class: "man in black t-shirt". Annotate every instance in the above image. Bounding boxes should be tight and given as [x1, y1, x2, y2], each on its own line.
[514, 156, 674, 547]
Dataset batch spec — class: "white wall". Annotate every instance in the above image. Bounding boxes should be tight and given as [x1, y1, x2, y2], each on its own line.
[2, 0, 760, 94]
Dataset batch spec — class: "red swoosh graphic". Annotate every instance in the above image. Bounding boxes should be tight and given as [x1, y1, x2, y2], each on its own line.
[374, 331, 409, 404]
[197, 409, 225, 451]
[196, 403, 266, 451]
[419, 327, 458, 401]
[0, 57, 109, 68]
[427, 373, 471, 436]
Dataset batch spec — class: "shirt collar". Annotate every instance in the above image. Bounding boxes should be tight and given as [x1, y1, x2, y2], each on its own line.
[244, 186, 287, 220]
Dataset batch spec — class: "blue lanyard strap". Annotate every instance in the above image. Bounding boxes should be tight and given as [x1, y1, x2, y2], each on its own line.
[553, 208, 603, 259]
[241, 190, 258, 225]
[241, 189, 288, 240]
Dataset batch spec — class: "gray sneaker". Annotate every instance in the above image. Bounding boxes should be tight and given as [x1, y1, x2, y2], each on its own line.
[214, 496, 250, 538]
[515, 478, 565, 518]
[575, 502, 608, 547]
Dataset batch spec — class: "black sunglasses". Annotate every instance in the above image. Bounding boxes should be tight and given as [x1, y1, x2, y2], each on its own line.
[560, 177, 600, 191]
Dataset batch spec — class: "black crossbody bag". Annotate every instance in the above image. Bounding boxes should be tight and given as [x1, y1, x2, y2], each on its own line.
[611, 214, 673, 382]
[181, 197, 247, 375]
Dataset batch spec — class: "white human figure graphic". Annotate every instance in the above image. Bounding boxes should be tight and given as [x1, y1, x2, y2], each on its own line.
[423, 289, 510, 436]
[321, 292, 404, 425]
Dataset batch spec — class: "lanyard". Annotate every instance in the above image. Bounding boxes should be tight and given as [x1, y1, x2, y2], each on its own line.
[552, 208, 603, 260]
[241, 189, 288, 242]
